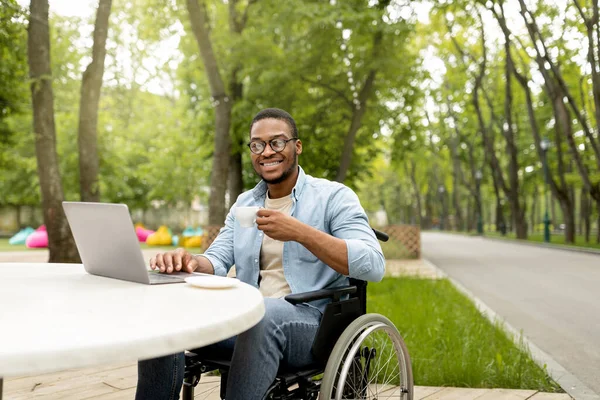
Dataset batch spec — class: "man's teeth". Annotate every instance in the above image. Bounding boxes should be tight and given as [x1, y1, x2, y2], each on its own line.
[263, 161, 280, 166]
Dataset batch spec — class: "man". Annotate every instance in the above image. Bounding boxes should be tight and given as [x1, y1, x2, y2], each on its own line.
[136, 108, 385, 400]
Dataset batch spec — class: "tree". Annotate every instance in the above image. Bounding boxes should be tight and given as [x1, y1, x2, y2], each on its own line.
[335, 0, 390, 182]
[517, 0, 600, 242]
[27, 0, 79, 262]
[186, 0, 232, 225]
[446, 6, 526, 237]
[226, 0, 257, 202]
[78, 0, 112, 202]
[489, 1, 576, 243]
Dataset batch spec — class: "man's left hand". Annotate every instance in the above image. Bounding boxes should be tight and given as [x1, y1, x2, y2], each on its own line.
[256, 209, 304, 242]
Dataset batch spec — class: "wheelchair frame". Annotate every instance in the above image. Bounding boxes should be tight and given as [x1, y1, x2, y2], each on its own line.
[182, 229, 413, 400]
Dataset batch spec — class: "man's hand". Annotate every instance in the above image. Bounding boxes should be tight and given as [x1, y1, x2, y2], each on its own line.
[150, 248, 200, 274]
[256, 209, 305, 242]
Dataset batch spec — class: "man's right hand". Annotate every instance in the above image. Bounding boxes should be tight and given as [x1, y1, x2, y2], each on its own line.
[150, 248, 200, 274]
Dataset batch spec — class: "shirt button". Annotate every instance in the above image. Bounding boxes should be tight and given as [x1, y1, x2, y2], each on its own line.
[254, 259, 258, 263]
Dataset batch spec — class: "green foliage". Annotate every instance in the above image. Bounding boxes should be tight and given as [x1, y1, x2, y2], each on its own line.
[0, 1, 26, 138]
[0, 0, 34, 206]
[0, 0, 28, 143]
[3, 0, 598, 235]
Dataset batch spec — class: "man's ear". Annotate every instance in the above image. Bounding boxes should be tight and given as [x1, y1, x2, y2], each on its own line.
[295, 139, 302, 155]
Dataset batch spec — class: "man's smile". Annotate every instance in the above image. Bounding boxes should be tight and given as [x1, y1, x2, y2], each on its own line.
[260, 160, 283, 167]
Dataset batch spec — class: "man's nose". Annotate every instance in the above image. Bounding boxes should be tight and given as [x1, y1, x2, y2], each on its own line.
[262, 143, 276, 156]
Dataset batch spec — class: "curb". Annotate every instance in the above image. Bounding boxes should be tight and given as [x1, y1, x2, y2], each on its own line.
[422, 258, 600, 400]
[481, 236, 600, 256]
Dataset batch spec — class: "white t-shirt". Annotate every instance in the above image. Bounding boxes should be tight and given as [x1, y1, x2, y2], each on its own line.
[259, 192, 293, 298]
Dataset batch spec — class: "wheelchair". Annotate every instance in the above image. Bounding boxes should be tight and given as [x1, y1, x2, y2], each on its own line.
[183, 229, 414, 400]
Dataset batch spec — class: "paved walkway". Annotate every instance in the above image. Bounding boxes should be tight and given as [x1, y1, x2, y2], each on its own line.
[0, 249, 574, 399]
[3, 361, 573, 399]
[422, 232, 600, 400]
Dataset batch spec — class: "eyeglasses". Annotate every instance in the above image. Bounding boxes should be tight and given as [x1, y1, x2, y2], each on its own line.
[247, 138, 298, 155]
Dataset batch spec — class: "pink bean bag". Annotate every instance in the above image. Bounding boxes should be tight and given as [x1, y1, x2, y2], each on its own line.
[26, 225, 48, 248]
[136, 226, 155, 242]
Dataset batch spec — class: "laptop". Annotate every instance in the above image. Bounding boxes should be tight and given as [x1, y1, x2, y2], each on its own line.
[63, 201, 191, 285]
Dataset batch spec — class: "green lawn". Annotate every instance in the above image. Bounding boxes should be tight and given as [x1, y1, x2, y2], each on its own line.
[0, 238, 191, 252]
[0, 238, 42, 252]
[484, 231, 600, 250]
[368, 277, 562, 392]
[430, 229, 600, 251]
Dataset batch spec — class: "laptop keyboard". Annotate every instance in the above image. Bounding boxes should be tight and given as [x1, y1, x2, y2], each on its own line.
[148, 271, 190, 284]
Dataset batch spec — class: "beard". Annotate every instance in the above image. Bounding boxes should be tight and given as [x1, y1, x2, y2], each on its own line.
[259, 153, 298, 185]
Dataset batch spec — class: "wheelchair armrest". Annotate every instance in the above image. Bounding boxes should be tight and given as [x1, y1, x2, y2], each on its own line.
[284, 285, 357, 305]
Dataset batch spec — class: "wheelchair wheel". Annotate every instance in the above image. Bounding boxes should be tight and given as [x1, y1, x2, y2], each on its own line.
[319, 313, 413, 400]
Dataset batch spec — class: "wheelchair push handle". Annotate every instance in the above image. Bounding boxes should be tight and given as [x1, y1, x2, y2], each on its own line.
[372, 228, 389, 242]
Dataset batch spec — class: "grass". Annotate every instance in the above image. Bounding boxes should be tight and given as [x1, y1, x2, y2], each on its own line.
[368, 277, 562, 392]
[0, 238, 200, 252]
[485, 231, 600, 250]
[0, 238, 43, 252]
[429, 229, 600, 251]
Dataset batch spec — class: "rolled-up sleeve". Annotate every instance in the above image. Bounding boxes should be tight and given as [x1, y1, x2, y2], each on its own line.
[328, 187, 385, 282]
[197, 208, 236, 277]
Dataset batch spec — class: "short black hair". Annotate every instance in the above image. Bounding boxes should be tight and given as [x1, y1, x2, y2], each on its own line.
[250, 108, 298, 138]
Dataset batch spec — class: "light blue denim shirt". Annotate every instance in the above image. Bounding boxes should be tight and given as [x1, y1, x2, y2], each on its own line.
[200, 166, 385, 308]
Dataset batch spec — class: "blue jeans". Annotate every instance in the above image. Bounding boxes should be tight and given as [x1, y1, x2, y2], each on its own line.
[136, 298, 322, 400]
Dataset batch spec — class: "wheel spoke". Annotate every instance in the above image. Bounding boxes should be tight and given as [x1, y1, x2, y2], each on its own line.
[320, 314, 413, 400]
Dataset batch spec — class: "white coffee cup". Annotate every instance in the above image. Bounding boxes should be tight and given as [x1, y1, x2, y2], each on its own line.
[235, 206, 260, 228]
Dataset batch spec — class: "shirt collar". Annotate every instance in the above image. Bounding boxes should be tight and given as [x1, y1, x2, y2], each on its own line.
[252, 165, 306, 202]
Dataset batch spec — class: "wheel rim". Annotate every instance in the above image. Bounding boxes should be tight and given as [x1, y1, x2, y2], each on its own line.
[333, 322, 410, 400]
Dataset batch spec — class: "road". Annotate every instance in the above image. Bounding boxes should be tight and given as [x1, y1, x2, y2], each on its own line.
[422, 232, 600, 397]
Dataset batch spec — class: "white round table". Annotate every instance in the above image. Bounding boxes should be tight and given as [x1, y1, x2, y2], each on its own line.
[0, 263, 264, 382]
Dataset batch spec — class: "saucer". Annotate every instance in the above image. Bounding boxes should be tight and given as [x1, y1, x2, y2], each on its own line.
[185, 275, 239, 289]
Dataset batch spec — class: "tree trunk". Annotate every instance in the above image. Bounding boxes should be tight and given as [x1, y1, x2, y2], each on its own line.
[550, 193, 556, 233]
[28, 0, 80, 263]
[186, 0, 232, 225]
[226, 1, 255, 202]
[440, 191, 448, 231]
[493, 180, 505, 234]
[408, 159, 422, 227]
[597, 200, 600, 244]
[78, 0, 111, 202]
[581, 188, 590, 242]
[336, 69, 376, 183]
[466, 195, 473, 231]
[530, 188, 537, 234]
[502, 34, 527, 239]
[449, 136, 464, 231]
[477, 190, 483, 232]
[466, 19, 511, 236]
[558, 192, 575, 244]
[424, 188, 433, 229]
[228, 149, 244, 207]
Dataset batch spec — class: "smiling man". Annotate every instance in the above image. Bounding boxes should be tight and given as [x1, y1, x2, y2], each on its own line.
[136, 108, 385, 400]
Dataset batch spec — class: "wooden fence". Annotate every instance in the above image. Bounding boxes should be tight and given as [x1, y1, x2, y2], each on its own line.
[201, 225, 224, 251]
[379, 224, 421, 259]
